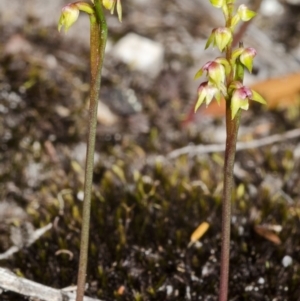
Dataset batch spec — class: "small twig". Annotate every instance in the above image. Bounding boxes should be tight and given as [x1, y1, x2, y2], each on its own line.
[0, 267, 102, 301]
[0, 223, 52, 260]
[167, 128, 300, 159]
[0, 246, 19, 261]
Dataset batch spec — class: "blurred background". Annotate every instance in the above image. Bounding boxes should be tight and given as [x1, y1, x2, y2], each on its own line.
[1, 1, 300, 300]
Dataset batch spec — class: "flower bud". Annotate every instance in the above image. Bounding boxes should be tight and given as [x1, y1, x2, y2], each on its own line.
[230, 82, 266, 119]
[206, 27, 233, 52]
[58, 4, 80, 32]
[195, 81, 221, 112]
[195, 60, 226, 89]
[240, 47, 257, 73]
[209, 0, 226, 8]
[237, 4, 256, 21]
[102, 0, 114, 10]
[231, 85, 251, 119]
[58, 2, 95, 33]
[102, 0, 122, 22]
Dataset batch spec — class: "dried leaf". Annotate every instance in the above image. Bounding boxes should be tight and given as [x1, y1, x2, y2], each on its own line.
[190, 222, 209, 245]
[254, 225, 282, 245]
[251, 73, 300, 108]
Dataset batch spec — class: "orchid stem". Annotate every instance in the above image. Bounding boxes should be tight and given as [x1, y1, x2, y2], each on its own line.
[219, 109, 241, 301]
[219, 37, 244, 300]
[76, 2, 107, 301]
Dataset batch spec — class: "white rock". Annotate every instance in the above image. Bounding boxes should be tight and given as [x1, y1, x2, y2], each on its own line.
[97, 101, 119, 126]
[293, 143, 300, 159]
[166, 285, 173, 296]
[258, 277, 265, 285]
[282, 255, 293, 267]
[71, 142, 100, 166]
[260, 0, 284, 17]
[77, 191, 84, 202]
[24, 162, 43, 187]
[113, 33, 164, 78]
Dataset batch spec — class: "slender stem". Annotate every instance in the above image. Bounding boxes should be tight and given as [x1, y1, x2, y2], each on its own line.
[76, 2, 107, 301]
[218, 3, 239, 301]
[219, 110, 240, 301]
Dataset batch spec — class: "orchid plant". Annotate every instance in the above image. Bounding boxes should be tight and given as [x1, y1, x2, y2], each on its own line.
[58, 1, 121, 301]
[194, 1, 266, 301]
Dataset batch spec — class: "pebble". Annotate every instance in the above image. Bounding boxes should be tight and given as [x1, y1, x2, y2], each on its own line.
[71, 142, 100, 166]
[77, 191, 84, 202]
[97, 101, 119, 126]
[166, 285, 173, 296]
[282, 255, 293, 267]
[260, 0, 284, 17]
[24, 162, 43, 187]
[293, 143, 300, 159]
[258, 277, 265, 284]
[113, 33, 164, 78]
[4, 34, 33, 55]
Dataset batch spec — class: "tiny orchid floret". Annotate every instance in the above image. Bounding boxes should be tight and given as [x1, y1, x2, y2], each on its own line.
[102, 0, 122, 21]
[230, 83, 251, 119]
[209, 0, 226, 8]
[195, 60, 227, 89]
[231, 4, 256, 29]
[58, 4, 80, 32]
[195, 81, 221, 112]
[203, 61, 226, 87]
[58, 2, 95, 32]
[232, 47, 257, 73]
[239, 47, 257, 73]
[237, 4, 256, 22]
[230, 81, 266, 119]
[206, 27, 233, 52]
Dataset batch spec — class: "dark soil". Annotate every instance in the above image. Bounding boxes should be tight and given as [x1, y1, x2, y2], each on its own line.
[1, 1, 300, 301]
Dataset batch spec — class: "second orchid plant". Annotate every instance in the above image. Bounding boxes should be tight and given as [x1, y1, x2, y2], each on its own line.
[58, 1, 121, 301]
[194, 1, 266, 301]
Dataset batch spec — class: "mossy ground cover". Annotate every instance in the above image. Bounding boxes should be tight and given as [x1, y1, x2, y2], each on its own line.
[1, 5, 300, 301]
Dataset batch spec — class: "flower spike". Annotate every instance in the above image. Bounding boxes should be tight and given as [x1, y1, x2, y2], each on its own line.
[193, 2, 267, 301]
